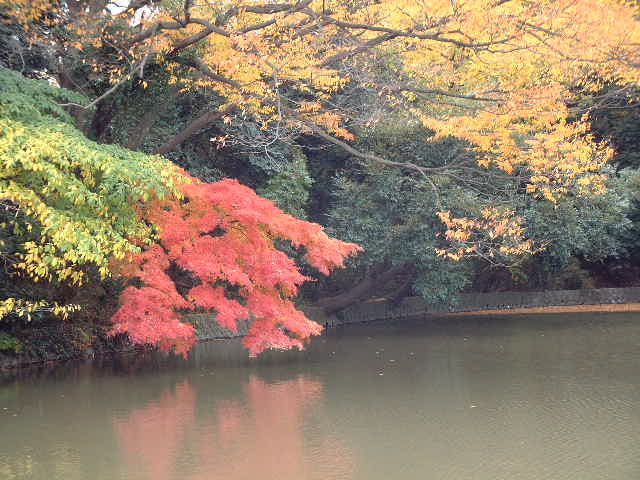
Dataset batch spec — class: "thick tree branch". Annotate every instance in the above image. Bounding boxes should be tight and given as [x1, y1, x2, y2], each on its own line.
[237, 0, 314, 33]
[154, 106, 235, 155]
[169, 18, 231, 52]
[312, 13, 518, 49]
[126, 86, 181, 151]
[317, 263, 410, 313]
[168, 1, 314, 52]
[217, 0, 313, 26]
[130, 20, 187, 45]
[282, 105, 446, 177]
[387, 85, 501, 103]
[182, 0, 192, 24]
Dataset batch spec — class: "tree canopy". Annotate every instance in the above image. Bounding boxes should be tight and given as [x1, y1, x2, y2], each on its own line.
[5, 0, 638, 255]
[0, 66, 359, 355]
[112, 175, 360, 356]
[0, 65, 182, 319]
[2, 0, 640, 358]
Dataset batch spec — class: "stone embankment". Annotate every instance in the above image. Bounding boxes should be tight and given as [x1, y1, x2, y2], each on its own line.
[326, 287, 640, 326]
[189, 287, 640, 339]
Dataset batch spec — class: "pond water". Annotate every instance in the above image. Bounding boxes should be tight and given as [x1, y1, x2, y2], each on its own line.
[1, 312, 639, 480]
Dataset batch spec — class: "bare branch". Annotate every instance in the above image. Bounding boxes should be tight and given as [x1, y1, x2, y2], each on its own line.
[57, 62, 141, 109]
[313, 13, 518, 49]
[387, 85, 501, 103]
[282, 105, 445, 177]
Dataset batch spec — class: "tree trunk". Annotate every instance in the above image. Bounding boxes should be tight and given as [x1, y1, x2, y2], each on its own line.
[316, 263, 410, 314]
[126, 87, 180, 151]
[88, 99, 116, 143]
[389, 266, 417, 306]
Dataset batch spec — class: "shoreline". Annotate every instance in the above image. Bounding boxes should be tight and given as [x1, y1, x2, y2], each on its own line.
[337, 286, 640, 325]
[443, 303, 640, 316]
[4, 288, 640, 371]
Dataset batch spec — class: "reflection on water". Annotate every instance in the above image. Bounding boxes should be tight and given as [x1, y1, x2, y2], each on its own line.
[114, 381, 197, 480]
[113, 375, 352, 480]
[0, 340, 354, 480]
[1, 312, 640, 480]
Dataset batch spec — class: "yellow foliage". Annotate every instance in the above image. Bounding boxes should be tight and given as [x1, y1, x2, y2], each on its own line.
[0, 297, 80, 321]
[0, 67, 184, 320]
[436, 208, 541, 264]
[5, 0, 639, 154]
[5, 0, 640, 264]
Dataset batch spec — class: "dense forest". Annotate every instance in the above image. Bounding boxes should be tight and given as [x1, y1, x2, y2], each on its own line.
[2, 0, 640, 360]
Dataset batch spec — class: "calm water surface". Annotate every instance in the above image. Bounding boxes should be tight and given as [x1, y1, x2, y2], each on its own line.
[1, 312, 639, 480]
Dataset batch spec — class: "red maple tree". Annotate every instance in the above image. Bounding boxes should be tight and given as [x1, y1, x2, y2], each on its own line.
[110, 174, 361, 356]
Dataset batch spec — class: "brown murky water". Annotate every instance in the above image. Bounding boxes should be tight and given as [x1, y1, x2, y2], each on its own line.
[1, 312, 639, 480]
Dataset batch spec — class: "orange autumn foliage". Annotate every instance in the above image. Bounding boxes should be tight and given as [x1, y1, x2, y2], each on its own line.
[110, 175, 361, 356]
[6, 0, 640, 267]
[6, 0, 639, 185]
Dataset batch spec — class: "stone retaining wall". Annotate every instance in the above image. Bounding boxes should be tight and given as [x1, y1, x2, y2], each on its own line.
[187, 313, 250, 339]
[185, 287, 640, 339]
[336, 287, 640, 325]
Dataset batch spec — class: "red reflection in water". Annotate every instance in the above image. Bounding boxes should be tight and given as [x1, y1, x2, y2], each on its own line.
[113, 381, 196, 480]
[113, 376, 354, 480]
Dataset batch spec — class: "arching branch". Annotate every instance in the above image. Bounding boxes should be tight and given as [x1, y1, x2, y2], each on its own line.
[154, 106, 236, 155]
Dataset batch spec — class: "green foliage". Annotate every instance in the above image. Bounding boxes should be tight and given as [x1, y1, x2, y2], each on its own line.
[469, 167, 638, 291]
[0, 332, 22, 353]
[523, 167, 632, 267]
[0, 67, 182, 280]
[0, 67, 182, 318]
[598, 168, 640, 257]
[588, 92, 640, 170]
[257, 147, 312, 218]
[327, 125, 475, 303]
[326, 115, 640, 301]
